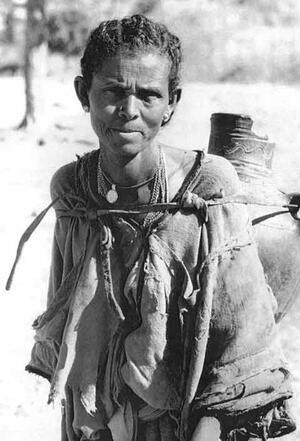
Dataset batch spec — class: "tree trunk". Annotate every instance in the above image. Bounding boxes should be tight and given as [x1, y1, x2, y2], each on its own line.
[5, 2, 15, 43]
[18, 0, 47, 129]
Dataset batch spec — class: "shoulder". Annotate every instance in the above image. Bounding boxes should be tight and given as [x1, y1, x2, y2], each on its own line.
[50, 161, 77, 201]
[162, 144, 199, 163]
[50, 149, 101, 210]
[50, 149, 99, 201]
[162, 145, 240, 199]
[194, 153, 241, 198]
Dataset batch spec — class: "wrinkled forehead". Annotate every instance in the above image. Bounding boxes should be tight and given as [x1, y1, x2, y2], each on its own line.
[89, 53, 171, 94]
[94, 47, 171, 77]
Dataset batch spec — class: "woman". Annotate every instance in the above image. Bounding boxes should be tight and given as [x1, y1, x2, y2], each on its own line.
[24, 14, 294, 441]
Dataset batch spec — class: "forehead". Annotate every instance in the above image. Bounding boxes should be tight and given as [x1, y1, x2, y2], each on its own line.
[93, 51, 171, 86]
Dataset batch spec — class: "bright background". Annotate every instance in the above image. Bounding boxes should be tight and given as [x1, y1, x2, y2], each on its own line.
[0, 1, 300, 440]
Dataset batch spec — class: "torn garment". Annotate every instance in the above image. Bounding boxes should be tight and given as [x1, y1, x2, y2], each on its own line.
[26, 150, 294, 440]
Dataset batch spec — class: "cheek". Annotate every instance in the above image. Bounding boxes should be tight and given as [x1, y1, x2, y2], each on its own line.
[143, 106, 166, 130]
[90, 103, 116, 135]
[90, 113, 109, 141]
[90, 99, 115, 121]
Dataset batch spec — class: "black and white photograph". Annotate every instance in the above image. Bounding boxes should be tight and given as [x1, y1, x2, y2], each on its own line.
[1, 1, 300, 440]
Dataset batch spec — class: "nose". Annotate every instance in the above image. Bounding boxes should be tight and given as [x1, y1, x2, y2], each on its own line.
[118, 94, 138, 120]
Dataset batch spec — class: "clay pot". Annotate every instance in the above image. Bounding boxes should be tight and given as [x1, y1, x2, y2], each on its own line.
[208, 112, 300, 321]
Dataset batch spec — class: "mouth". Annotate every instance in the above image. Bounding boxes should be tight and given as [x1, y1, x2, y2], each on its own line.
[110, 127, 142, 134]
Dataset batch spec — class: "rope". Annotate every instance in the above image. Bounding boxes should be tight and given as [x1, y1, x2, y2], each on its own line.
[56, 198, 299, 220]
[5, 192, 86, 291]
[99, 223, 125, 320]
[252, 210, 291, 226]
[5, 196, 61, 291]
[5, 192, 300, 291]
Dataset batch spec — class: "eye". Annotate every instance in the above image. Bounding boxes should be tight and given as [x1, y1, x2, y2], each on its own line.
[139, 90, 160, 103]
[103, 87, 126, 100]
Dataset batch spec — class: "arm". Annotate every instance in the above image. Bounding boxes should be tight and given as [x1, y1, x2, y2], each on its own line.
[47, 161, 80, 305]
[26, 162, 79, 380]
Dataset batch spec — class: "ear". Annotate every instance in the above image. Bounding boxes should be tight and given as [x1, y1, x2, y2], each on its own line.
[74, 76, 90, 110]
[171, 88, 182, 105]
[163, 88, 182, 125]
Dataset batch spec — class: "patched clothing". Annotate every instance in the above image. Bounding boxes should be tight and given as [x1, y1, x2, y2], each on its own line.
[26, 149, 294, 441]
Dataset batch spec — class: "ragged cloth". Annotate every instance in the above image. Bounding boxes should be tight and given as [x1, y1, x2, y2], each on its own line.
[26, 150, 294, 441]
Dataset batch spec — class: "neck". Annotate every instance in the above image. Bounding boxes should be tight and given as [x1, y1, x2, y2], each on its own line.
[100, 143, 161, 186]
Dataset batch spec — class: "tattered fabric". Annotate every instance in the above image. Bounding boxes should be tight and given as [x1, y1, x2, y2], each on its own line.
[26, 149, 294, 441]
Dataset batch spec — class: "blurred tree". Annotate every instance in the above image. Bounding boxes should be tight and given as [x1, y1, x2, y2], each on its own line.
[5, 0, 15, 43]
[16, 0, 135, 129]
[19, 0, 47, 128]
[47, 8, 89, 56]
[132, 0, 161, 16]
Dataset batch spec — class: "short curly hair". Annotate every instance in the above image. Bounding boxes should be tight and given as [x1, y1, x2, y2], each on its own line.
[80, 14, 182, 100]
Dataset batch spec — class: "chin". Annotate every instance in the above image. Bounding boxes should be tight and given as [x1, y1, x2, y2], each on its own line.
[112, 140, 150, 157]
[118, 145, 143, 158]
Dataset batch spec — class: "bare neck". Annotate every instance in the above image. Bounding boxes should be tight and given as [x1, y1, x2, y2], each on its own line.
[100, 143, 161, 186]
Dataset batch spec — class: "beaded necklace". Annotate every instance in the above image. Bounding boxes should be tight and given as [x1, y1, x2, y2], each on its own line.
[97, 146, 169, 227]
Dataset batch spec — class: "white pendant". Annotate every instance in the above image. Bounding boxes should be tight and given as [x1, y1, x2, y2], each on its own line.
[106, 184, 118, 204]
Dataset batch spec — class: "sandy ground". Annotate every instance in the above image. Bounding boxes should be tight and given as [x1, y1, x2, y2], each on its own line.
[0, 75, 300, 440]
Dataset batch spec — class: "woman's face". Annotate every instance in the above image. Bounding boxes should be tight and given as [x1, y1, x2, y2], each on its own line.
[84, 51, 175, 159]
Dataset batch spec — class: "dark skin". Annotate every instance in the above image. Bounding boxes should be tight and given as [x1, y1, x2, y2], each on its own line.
[74, 50, 197, 202]
[75, 48, 223, 440]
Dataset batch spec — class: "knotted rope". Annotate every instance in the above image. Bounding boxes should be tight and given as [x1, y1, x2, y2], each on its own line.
[5, 192, 300, 291]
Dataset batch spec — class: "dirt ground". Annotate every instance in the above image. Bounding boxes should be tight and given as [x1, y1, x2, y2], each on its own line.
[0, 76, 300, 440]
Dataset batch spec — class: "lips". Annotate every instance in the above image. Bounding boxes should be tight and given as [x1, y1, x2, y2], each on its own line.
[110, 127, 142, 134]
